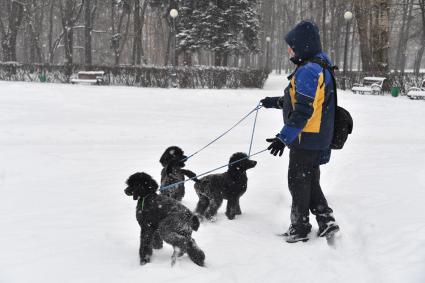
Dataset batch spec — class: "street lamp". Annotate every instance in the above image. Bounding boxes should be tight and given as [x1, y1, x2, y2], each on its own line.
[170, 9, 179, 67]
[343, 11, 353, 90]
[170, 9, 179, 87]
[265, 36, 271, 73]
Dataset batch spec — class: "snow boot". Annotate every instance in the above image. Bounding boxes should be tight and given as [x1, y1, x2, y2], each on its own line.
[318, 222, 340, 238]
[187, 239, 205, 267]
[283, 224, 311, 243]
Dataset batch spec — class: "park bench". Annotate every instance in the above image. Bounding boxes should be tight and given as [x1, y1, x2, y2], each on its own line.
[70, 71, 106, 85]
[406, 79, 425, 100]
[351, 77, 386, 95]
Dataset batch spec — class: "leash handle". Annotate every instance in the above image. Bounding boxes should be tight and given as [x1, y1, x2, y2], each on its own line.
[160, 148, 268, 192]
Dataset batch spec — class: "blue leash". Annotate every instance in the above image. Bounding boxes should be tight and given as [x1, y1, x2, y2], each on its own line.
[160, 148, 268, 192]
[248, 103, 261, 155]
[183, 104, 262, 162]
[161, 103, 264, 192]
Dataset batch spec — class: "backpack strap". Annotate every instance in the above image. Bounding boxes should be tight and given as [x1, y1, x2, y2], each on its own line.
[303, 57, 339, 107]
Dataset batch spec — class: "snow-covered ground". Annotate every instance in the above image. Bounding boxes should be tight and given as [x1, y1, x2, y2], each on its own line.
[0, 76, 424, 283]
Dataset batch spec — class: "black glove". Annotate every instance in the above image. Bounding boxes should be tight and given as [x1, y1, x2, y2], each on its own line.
[266, 137, 285, 156]
[260, 97, 280, 109]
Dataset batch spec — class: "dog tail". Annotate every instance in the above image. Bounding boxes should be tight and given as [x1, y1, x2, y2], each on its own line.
[191, 215, 200, 231]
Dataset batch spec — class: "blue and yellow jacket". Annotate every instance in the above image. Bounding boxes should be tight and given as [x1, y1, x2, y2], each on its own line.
[278, 52, 335, 151]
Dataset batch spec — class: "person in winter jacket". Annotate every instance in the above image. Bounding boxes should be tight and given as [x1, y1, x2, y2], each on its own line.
[261, 20, 340, 243]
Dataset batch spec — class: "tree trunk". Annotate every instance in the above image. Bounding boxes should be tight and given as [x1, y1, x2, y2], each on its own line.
[322, 0, 327, 52]
[60, 0, 84, 65]
[1, 1, 24, 62]
[414, 37, 425, 75]
[132, 0, 142, 65]
[414, 0, 425, 74]
[84, 0, 92, 65]
[370, 0, 390, 73]
[183, 51, 192, 66]
[48, 0, 55, 63]
[354, 0, 372, 71]
[400, 0, 414, 73]
[395, 0, 409, 71]
[215, 52, 222, 66]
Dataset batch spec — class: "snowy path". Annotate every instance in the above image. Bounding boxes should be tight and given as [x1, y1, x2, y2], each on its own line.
[0, 77, 424, 283]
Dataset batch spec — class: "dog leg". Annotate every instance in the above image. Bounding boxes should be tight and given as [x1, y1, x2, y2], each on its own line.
[152, 230, 163, 249]
[235, 198, 242, 215]
[204, 197, 223, 221]
[175, 186, 185, 202]
[139, 225, 154, 265]
[195, 195, 209, 217]
[225, 198, 237, 220]
[187, 238, 205, 267]
[159, 217, 194, 265]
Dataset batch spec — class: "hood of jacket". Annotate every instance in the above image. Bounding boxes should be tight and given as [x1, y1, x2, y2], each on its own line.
[285, 21, 322, 65]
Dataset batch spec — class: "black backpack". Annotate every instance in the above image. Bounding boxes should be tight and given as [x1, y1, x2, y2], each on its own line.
[295, 58, 353, 150]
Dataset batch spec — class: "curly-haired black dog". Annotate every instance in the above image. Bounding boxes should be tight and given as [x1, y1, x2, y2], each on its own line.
[125, 172, 205, 267]
[194, 152, 257, 221]
[160, 146, 198, 201]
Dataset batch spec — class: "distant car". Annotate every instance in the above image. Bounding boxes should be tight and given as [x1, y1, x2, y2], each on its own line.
[406, 79, 425, 100]
[71, 71, 107, 85]
[351, 77, 386, 95]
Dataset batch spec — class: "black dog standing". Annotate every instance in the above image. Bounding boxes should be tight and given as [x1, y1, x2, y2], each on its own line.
[160, 146, 198, 201]
[194, 153, 257, 221]
[125, 172, 205, 266]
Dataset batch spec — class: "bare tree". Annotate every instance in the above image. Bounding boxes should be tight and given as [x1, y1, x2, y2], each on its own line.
[110, 0, 131, 65]
[414, 0, 425, 74]
[132, 0, 149, 65]
[24, 0, 48, 63]
[354, 0, 372, 71]
[0, 0, 25, 62]
[370, 0, 390, 73]
[84, 0, 97, 65]
[59, 0, 84, 64]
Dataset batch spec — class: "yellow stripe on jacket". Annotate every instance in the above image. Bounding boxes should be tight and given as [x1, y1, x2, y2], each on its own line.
[289, 73, 325, 134]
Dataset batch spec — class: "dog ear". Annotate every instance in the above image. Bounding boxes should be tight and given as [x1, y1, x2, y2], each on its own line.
[159, 151, 169, 167]
[124, 186, 133, 196]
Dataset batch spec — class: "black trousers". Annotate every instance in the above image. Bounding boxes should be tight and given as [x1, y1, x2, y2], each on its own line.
[288, 148, 335, 228]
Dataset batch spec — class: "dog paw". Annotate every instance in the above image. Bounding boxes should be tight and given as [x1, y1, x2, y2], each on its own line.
[206, 215, 217, 222]
[225, 211, 236, 220]
[140, 258, 150, 266]
[226, 214, 236, 220]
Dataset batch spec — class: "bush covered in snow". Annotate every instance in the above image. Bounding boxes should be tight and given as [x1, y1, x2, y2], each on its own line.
[0, 62, 269, 89]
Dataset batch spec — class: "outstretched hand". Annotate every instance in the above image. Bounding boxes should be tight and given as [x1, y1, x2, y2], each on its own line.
[266, 137, 285, 157]
[260, 97, 279, 109]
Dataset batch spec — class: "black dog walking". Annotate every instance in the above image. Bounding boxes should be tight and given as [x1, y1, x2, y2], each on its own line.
[261, 21, 340, 243]
[159, 146, 198, 201]
[125, 172, 205, 266]
[194, 152, 257, 221]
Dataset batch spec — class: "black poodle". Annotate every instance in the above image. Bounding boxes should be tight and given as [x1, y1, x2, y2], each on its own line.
[159, 146, 198, 201]
[125, 172, 205, 267]
[194, 152, 257, 221]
